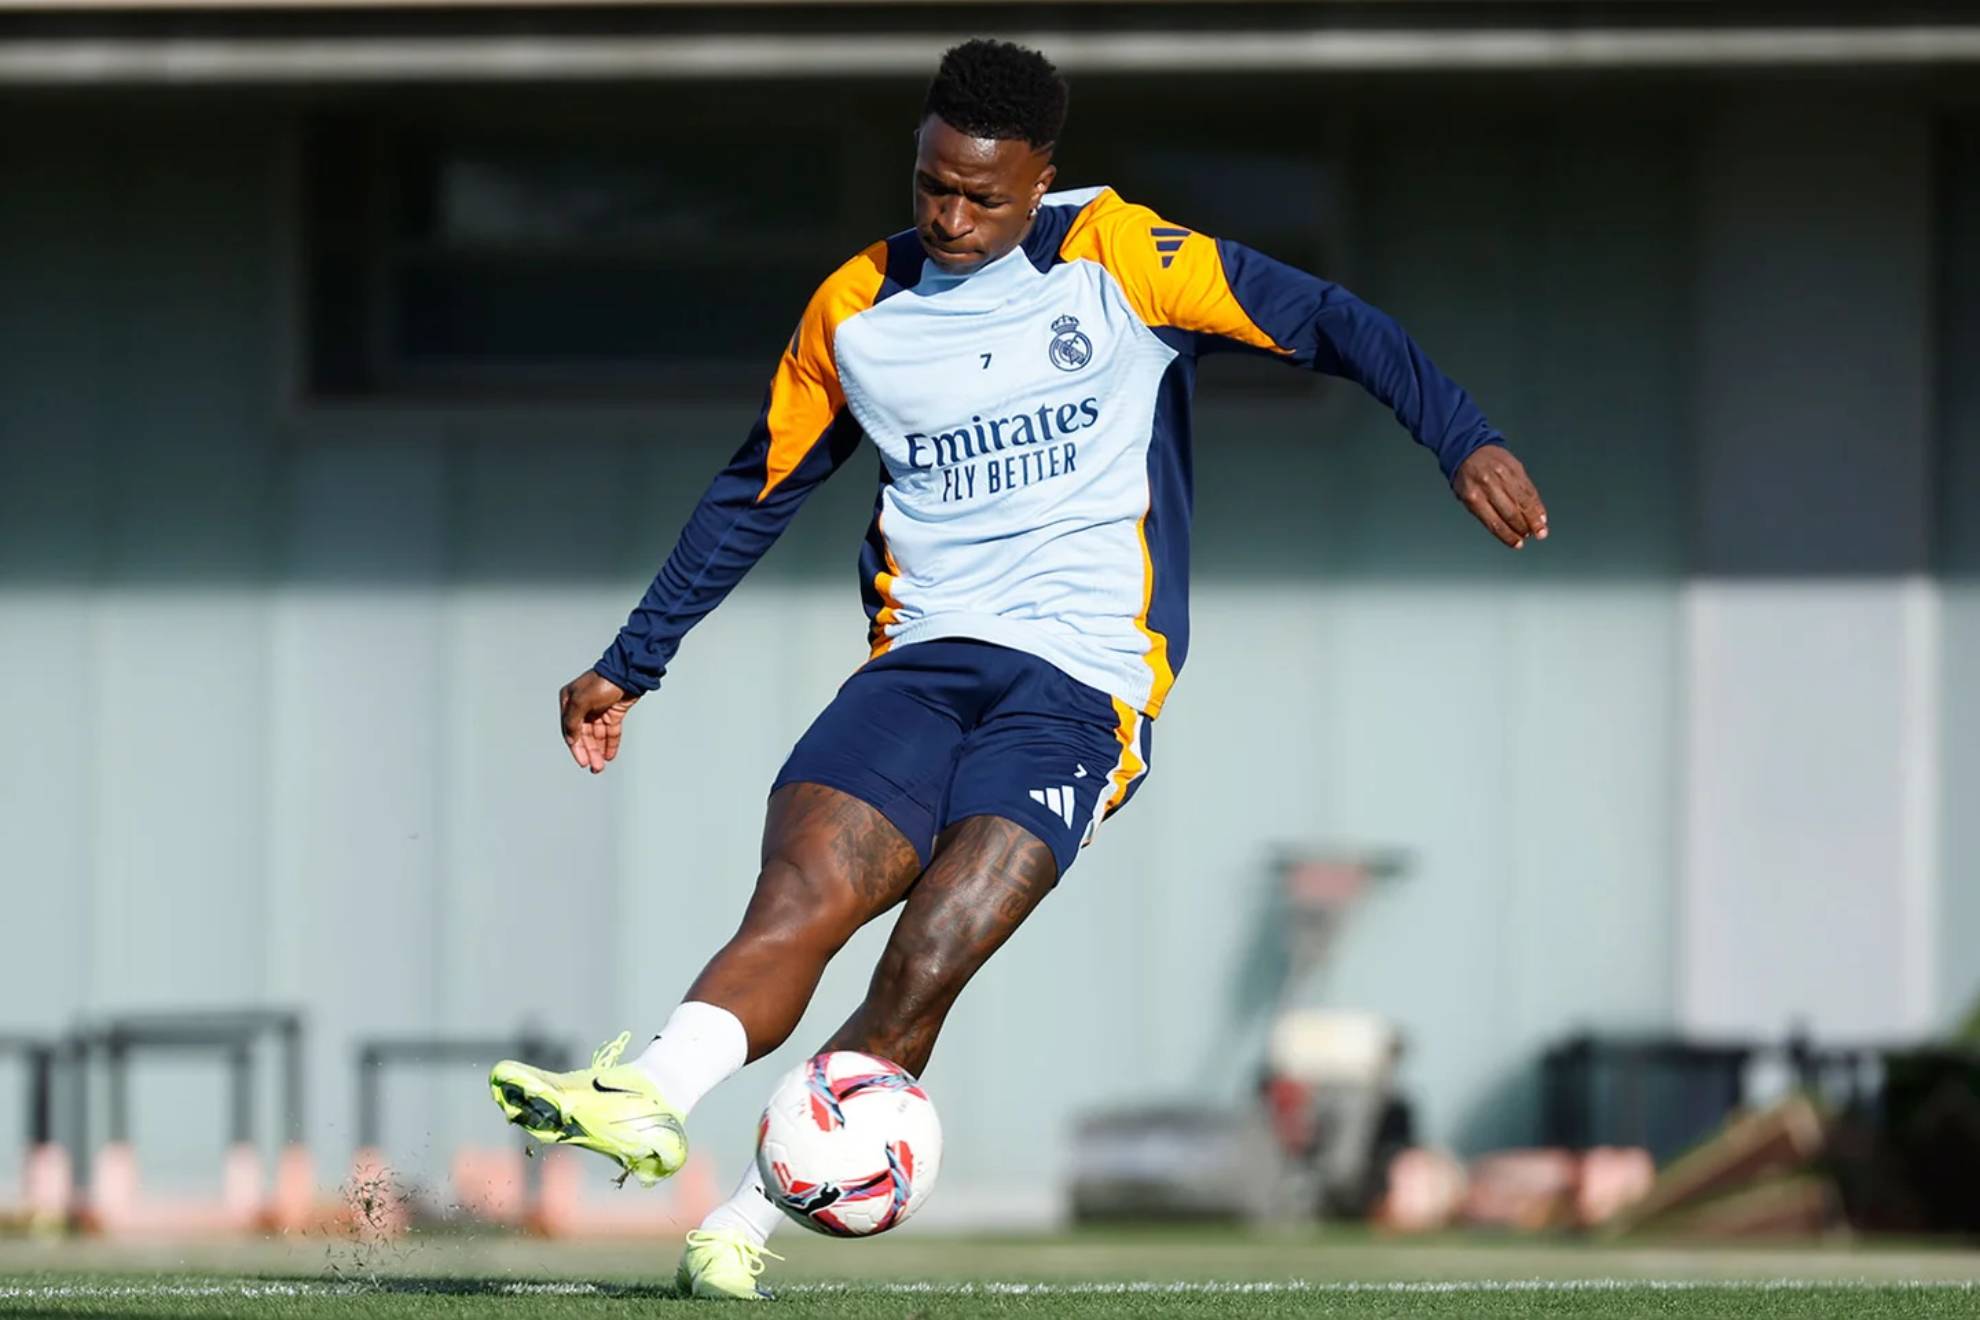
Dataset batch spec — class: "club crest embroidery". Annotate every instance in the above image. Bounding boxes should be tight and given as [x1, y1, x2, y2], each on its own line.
[1048, 314, 1093, 372]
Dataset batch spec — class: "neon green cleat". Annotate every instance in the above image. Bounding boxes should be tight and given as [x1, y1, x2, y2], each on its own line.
[676, 1228, 782, 1301]
[488, 1031, 687, 1187]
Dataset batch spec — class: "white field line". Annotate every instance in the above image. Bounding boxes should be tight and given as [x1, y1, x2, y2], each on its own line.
[809, 1280, 1979, 1295]
[0, 1278, 1977, 1301]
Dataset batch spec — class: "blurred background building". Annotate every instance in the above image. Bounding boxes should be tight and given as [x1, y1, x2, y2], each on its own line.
[1, 0, 1977, 1225]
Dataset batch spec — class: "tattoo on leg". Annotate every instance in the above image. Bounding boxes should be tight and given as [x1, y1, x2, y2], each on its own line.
[833, 797, 921, 911]
[826, 815, 1058, 1074]
[768, 783, 922, 913]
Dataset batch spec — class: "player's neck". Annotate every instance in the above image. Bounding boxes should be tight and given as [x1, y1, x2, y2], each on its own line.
[923, 241, 1033, 295]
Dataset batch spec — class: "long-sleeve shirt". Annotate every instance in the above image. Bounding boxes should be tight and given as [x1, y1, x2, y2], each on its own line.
[595, 185, 1503, 716]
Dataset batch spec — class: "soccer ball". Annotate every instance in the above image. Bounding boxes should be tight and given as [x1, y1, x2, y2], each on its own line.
[755, 1051, 942, 1237]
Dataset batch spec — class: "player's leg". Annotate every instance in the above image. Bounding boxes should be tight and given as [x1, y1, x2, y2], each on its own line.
[697, 781, 927, 1053]
[825, 656, 1152, 1072]
[486, 785, 923, 1187]
[680, 814, 1057, 1298]
[639, 781, 924, 1084]
[635, 646, 978, 1095]
[692, 656, 1154, 1283]
[679, 814, 1057, 1297]
[823, 813, 1057, 1073]
[492, 656, 964, 1189]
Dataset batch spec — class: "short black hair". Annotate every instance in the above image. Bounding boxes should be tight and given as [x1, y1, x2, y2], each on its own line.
[922, 39, 1068, 150]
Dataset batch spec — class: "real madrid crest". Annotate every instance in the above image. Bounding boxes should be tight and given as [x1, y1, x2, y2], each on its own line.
[1048, 313, 1093, 372]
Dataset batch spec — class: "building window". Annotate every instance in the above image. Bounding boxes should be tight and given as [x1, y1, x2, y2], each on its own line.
[302, 107, 862, 400]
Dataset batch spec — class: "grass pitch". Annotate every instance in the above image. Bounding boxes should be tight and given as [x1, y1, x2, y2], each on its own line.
[3, 1278, 1980, 1319]
[2, 1231, 1978, 1317]
[4, 1278, 1980, 1319]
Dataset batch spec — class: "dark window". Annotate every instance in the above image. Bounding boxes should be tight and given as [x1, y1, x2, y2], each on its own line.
[302, 102, 868, 400]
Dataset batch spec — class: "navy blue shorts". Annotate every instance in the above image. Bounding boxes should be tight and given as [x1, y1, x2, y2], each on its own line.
[772, 640, 1154, 879]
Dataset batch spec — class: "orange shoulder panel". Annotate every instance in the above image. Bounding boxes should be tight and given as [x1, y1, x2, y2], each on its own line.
[759, 240, 889, 501]
[1056, 189, 1286, 357]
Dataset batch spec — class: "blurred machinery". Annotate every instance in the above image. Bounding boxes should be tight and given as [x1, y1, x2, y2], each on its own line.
[1069, 851, 1409, 1224]
[1071, 853, 1980, 1237]
[1260, 1009, 1411, 1220]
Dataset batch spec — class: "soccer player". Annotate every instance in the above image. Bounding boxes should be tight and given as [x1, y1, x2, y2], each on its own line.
[491, 39, 1546, 1299]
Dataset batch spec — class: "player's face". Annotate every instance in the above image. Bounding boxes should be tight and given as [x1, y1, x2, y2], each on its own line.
[912, 114, 1055, 273]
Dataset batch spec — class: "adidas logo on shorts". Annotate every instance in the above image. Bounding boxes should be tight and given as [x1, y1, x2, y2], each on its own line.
[1027, 784, 1078, 829]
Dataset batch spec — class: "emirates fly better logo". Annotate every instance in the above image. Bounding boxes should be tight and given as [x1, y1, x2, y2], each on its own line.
[1048, 313, 1093, 371]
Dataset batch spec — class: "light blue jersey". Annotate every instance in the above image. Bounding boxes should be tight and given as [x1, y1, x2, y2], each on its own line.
[836, 200, 1180, 713]
[597, 186, 1504, 725]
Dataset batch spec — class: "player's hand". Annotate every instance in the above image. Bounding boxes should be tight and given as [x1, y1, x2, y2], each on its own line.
[559, 670, 638, 774]
[1452, 445, 1549, 550]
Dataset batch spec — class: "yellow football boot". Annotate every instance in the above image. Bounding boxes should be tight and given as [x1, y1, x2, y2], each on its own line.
[488, 1031, 687, 1187]
[676, 1227, 782, 1301]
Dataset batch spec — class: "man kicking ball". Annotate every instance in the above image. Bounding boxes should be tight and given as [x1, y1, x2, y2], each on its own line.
[491, 37, 1547, 1299]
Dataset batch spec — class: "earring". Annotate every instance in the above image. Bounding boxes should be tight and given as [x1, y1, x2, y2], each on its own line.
[1028, 206, 1039, 220]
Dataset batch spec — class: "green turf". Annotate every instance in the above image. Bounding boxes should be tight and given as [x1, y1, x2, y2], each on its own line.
[3, 1232, 1979, 1318]
[2, 1277, 1978, 1319]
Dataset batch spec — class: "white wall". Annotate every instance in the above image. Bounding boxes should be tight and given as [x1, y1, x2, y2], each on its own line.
[1682, 583, 1940, 1037]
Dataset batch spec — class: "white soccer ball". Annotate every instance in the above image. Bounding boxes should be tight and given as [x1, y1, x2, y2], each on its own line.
[755, 1050, 942, 1237]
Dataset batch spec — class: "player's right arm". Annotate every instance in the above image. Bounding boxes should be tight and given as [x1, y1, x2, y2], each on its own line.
[561, 243, 891, 773]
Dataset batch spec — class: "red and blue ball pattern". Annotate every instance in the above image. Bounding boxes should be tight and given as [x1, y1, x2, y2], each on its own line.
[802, 1053, 928, 1132]
[766, 1139, 918, 1237]
[756, 1050, 943, 1237]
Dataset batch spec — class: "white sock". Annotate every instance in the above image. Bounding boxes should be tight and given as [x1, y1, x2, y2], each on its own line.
[698, 1162, 785, 1247]
[628, 1001, 747, 1115]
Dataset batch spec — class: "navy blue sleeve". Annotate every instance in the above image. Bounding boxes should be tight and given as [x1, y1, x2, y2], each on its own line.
[1209, 239, 1504, 479]
[594, 404, 864, 695]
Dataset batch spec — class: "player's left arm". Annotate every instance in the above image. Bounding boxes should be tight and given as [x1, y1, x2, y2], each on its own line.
[1084, 193, 1546, 550]
[1205, 239, 1546, 549]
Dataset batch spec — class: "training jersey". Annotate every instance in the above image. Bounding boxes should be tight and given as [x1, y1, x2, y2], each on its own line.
[596, 186, 1503, 716]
